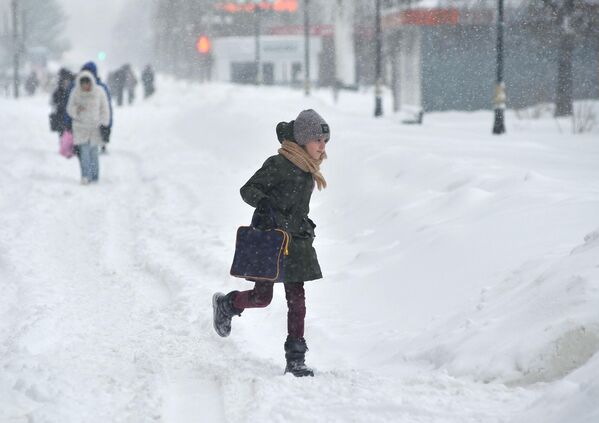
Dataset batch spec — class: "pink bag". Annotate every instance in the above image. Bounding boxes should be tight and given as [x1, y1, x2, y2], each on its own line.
[59, 131, 75, 158]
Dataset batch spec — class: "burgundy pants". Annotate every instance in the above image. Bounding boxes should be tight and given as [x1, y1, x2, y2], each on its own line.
[232, 282, 306, 339]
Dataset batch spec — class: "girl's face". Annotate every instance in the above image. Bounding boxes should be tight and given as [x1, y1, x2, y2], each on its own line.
[304, 136, 327, 160]
[80, 79, 92, 92]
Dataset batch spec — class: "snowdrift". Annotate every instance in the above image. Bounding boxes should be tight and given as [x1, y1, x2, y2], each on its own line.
[512, 352, 599, 423]
[401, 229, 599, 385]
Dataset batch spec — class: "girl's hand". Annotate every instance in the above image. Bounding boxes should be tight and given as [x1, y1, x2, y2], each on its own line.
[257, 197, 274, 213]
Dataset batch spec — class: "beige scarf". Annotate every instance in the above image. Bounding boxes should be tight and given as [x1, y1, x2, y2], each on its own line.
[278, 140, 327, 190]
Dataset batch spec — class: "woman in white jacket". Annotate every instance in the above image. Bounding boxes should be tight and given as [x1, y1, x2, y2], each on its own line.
[66, 70, 110, 184]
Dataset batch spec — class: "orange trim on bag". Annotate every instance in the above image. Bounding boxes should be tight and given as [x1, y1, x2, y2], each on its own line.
[280, 230, 290, 256]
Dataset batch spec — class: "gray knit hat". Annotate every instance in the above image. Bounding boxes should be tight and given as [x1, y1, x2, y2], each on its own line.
[293, 109, 330, 146]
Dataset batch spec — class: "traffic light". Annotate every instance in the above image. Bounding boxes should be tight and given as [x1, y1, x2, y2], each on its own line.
[196, 36, 211, 55]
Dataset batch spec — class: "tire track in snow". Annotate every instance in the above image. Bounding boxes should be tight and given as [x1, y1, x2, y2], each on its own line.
[102, 139, 238, 422]
[1, 142, 180, 421]
[129, 178, 231, 422]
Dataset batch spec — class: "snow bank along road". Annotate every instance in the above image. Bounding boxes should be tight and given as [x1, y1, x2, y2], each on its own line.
[1, 81, 598, 423]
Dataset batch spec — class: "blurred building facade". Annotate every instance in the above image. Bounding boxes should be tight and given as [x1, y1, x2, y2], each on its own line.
[211, 35, 322, 85]
[382, 2, 599, 112]
[151, 0, 599, 112]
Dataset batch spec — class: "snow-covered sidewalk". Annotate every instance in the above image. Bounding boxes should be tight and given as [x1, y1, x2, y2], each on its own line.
[1, 81, 598, 422]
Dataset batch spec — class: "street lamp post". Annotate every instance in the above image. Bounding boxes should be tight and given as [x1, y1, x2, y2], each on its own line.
[254, 1, 262, 85]
[304, 0, 311, 96]
[374, 0, 383, 117]
[252, 0, 275, 85]
[492, 0, 506, 134]
[11, 0, 20, 99]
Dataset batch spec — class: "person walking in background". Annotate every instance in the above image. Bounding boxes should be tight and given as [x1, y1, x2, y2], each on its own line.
[25, 72, 39, 96]
[212, 109, 331, 377]
[71, 62, 113, 154]
[141, 65, 155, 99]
[50, 68, 74, 136]
[107, 70, 119, 106]
[109, 65, 127, 107]
[124, 64, 138, 105]
[66, 70, 110, 185]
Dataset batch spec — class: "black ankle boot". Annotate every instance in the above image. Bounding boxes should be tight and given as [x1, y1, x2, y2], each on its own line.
[212, 291, 243, 337]
[284, 337, 314, 377]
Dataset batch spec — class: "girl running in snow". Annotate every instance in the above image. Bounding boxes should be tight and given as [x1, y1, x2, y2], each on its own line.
[212, 109, 330, 377]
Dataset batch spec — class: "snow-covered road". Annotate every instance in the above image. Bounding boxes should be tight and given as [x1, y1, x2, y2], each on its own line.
[1, 80, 598, 422]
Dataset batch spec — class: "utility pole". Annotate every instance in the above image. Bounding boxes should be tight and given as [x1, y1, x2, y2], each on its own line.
[11, 0, 20, 99]
[374, 0, 383, 117]
[492, 0, 506, 134]
[304, 0, 311, 96]
[21, 8, 26, 49]
[254, 1, 262, 85]
[555, 0, 575, 117]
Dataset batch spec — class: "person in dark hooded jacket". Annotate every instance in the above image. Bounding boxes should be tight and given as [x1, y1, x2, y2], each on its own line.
[50, 68, 74, 135]
[212, 109, 330, 378]
[141, 65, 155, 98]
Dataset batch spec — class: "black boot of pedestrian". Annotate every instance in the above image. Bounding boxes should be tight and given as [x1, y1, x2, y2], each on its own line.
[212, 291, 243, 337]
[284, 336, 314, 377]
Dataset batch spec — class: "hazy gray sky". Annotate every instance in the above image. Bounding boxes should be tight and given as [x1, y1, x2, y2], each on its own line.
[57, 0, 124, 69]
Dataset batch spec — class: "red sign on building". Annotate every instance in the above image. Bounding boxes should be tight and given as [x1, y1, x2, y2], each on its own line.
[215, 0, 298, 13]
[382, 9, 459, 30]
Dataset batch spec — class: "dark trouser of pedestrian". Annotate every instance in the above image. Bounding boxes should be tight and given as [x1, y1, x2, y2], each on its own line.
[232, 282, 306, 339]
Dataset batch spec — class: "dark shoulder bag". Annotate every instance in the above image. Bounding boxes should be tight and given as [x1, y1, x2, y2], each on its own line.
[230, 209, 290, 282]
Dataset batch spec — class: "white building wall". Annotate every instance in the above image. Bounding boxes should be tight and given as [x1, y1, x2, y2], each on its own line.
[212, 35, 322, 84]
[333, 0, 356, 86]
[398, 26, 422, 113]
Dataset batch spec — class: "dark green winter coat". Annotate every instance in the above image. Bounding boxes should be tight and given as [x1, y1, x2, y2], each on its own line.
[240, 154, 322, 282]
